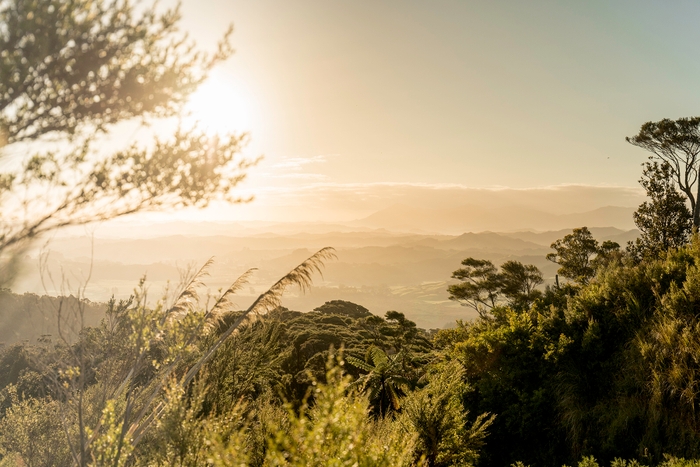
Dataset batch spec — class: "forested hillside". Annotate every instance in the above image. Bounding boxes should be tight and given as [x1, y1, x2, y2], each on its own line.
[8, 230, 700, 466]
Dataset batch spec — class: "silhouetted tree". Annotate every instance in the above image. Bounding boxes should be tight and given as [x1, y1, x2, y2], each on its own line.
[448, 259, 502, 316]
[546, 227, 618, 285]
[627, 117, 700, 227]
[627, 161, 693, 260]
[448, 259, 544, 314]
[499, 260, 543, 310]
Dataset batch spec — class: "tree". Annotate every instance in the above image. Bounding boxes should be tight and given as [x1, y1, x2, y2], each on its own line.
[0, 0, 250, 285]
[627, 117, 700, 227]
[447, 258, 502, 316]
[346, 346, 411, 415]
[499, 260, 543, 310]
[448, 258, 544, 314]
[546, 227, 618, 285]
[627, 161, 693, 259]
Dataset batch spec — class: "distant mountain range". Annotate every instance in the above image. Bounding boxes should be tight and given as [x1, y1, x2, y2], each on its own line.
[15, 226, 640, 332]
[352, 204, 636, 233]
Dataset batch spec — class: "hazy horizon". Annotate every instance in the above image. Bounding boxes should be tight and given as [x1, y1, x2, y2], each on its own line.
[4, 0, 696, 332]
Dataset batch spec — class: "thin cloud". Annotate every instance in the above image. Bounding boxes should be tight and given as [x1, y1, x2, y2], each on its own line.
[271, 155, 328, 169]
[256, 172, 329, 181]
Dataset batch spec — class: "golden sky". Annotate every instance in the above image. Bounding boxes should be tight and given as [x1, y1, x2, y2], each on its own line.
[152, 0, 700, 222]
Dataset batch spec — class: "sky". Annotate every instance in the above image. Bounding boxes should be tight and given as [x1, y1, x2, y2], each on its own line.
[143, 0, 700, 222]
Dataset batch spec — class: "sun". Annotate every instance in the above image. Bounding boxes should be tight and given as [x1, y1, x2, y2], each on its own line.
[184, 71, 254, 136]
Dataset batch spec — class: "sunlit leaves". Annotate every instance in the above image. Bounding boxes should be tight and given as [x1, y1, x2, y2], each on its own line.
[0, 0, 233, 144]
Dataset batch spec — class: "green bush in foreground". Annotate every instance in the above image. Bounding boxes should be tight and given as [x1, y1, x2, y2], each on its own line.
[512, 455, 700, 467]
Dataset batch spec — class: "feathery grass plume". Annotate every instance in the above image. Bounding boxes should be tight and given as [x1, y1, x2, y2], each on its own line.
[204, 267, 257, 332]
[128, 248, 336, 447]
[114, 266, 254, 447]
[248, 246, 337, 318]
[166, 257, 214, 322]
[183, 247, 336, 386]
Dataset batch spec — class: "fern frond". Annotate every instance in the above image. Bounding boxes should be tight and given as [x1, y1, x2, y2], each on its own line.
[367, 346, 389, 367]
[346, 355, 374, 373]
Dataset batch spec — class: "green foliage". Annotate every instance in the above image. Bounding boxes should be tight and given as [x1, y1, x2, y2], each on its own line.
[265, 355, 415, 467]
[546, 227, 620, 285]
[136, 378, 249, 467]
[201, 304, 430, 412]
[437, 235, 700, 466]
[627, 117, 700, 227]
[448, 258, 544, 315]
[628, 161, 692, 260]
[436, 305, 569, 466]
[400, 362, 494, 467]
[347, 346, 411, 415]
[0, 268, 441, 466]
[0, 388, 72, 467]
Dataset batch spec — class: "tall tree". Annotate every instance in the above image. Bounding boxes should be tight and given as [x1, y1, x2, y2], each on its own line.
[627, 161, 693, 259]
[546, 227, 618, 285]
[627, 117, 700, 227]
[346, 346, 410, 416]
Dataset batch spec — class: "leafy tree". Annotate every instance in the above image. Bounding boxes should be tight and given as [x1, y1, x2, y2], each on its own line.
[590, 239, 622, 271]
[546, 227, 619, 285]
[627, 117, 700, 227]
[628, 161, 693, 259]
[448, 258, 544, 314]
[447, 258, 501, 316]
[0, 0, 250, 286]
[499, 260, 544, 310]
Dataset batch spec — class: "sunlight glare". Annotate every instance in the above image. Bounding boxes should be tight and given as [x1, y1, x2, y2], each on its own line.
[185, 72, 254, 136]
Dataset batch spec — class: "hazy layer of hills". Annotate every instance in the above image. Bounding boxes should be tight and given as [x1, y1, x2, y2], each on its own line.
[11, 224, 639, 333]
[353, 204, 636, 233]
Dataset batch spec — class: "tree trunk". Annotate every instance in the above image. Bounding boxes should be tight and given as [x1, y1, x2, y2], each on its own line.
[694, 186, 700, 228]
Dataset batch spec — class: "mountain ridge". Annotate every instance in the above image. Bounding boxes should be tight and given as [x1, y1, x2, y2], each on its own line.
[352, 203, 636, 233]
